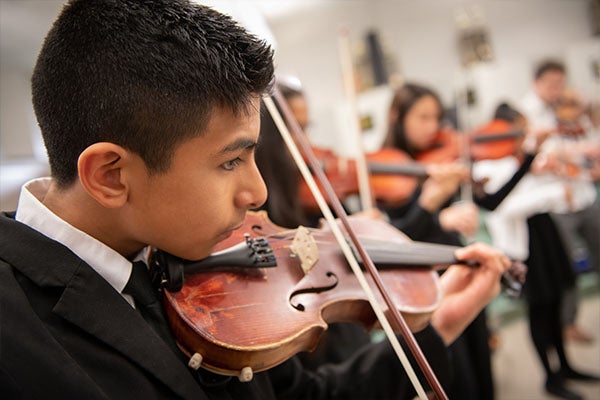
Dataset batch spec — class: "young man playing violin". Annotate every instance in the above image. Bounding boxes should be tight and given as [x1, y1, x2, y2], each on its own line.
[0, 1, 511, 399]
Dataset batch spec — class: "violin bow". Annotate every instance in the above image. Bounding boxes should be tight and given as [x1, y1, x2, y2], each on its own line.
[337, 27, 374, 211]
[457, 92, 475, 205]
[264, 88, 448, 400]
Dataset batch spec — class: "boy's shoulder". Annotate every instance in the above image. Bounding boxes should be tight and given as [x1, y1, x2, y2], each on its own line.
[0, 211, 84, 287]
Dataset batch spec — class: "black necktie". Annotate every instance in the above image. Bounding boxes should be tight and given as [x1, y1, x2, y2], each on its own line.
[125, 261, 231, 387]
[123, 261, 181, 355]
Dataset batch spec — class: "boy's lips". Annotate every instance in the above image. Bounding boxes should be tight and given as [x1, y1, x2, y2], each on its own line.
[218, 222, 244, 241]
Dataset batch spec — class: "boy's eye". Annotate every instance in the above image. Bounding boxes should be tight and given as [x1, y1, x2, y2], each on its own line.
[221, 157, 242, 171]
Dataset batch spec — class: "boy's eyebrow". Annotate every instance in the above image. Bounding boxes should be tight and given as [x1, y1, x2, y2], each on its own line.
[219, 138, 258, 154]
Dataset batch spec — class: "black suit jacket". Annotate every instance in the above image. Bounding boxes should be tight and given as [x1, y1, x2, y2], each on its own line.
[0, 212, 450, 399]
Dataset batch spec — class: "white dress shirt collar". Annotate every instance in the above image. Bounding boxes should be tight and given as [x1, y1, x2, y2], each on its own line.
[15, 177, 138, 305]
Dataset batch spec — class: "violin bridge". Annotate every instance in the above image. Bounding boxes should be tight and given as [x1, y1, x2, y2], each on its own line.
[290, 226, 319, 274]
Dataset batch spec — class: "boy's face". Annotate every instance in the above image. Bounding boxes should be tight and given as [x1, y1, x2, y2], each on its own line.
[127, 98, 267, 260]
[534, 70, 565, 105]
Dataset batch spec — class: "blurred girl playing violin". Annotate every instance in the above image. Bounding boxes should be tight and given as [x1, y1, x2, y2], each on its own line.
[382, 83, 479, 242]
[383, 83, 490, 400]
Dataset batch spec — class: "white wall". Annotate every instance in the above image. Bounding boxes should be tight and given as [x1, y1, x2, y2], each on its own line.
[268, 1, 378, 151]
[0, 67, 36, 160]
[0, 0, 60, 209]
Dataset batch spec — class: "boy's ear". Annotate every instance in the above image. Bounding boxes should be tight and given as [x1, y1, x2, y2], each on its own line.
[77, 142, 132, 208]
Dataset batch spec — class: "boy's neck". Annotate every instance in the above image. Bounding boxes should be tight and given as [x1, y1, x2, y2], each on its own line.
[43, 180, 144, 258]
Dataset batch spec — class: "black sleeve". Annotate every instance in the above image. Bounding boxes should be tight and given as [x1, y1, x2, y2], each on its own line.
[474, 153, 535, 211]
[390, 203, 439, 241]
[383, 191, 440, 242]
[269, 325, 451, 400]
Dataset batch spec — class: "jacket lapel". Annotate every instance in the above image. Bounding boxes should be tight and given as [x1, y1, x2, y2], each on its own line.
[0, 214, 207, 400]
[54, 262, 207, 399]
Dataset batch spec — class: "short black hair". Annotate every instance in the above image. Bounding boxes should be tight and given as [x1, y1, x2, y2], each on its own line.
[534, 59, 566, 80]
[32, 0, 274, 188]
[493, 102, 524, 123]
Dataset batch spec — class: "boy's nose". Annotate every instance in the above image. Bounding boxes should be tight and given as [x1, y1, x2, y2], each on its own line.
[238, 163, 268, 210]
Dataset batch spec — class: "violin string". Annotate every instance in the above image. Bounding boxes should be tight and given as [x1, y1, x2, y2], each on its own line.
[264, 94, 432, 400]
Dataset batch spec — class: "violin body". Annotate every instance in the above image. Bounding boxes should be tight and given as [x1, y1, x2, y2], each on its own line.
[415, 128, 462, 164]
[298, 147, 361, 210]
[162, 211, 441, 376]
[366, 148, 426, 205]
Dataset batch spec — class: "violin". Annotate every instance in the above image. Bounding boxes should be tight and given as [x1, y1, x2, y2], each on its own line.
[298, 147, 428, 210]
[416, 125, 525, 163]
[154, 211, 524, 380]
[554, 89, 586, 137]
[470, 119, 524, 161]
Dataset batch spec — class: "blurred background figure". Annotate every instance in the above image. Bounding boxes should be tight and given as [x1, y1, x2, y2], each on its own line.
[520, 60, 600, 345]
[475, 100, 599, 400]
[382, 83, 555, 400]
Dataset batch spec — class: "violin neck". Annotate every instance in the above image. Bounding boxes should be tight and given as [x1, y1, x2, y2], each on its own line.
[353, 238, 476, 269]
[473, 130, 524, 143]
[356, 238, 523, 298]
[367, 161, 428, 178]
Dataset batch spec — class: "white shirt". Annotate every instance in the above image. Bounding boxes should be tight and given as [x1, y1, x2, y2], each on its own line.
[519, 90, 557, 131]
[15, 177, 137, 307]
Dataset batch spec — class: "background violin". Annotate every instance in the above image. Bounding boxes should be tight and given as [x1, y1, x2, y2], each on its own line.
[417, 125, 526, 163]
[299, 146, 428, 210]
[300, 123, 527, 212]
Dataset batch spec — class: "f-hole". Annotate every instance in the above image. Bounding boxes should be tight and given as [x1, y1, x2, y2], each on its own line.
[251, 224, 264, 234]
[289, 272, 339, 311]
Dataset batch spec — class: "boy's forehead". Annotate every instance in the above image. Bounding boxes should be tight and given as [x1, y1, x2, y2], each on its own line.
[538, 70, 564, 82]
[201, 102, 261, 145]
[207, 97, 261, 125]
